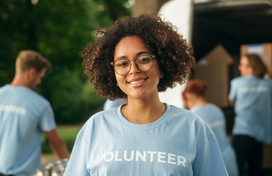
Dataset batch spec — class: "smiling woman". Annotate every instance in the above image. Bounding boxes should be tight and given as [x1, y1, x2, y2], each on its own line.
[63, 13, 229, 176]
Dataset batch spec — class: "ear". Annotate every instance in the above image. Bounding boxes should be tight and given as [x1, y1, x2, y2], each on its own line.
[26, 68, 36, 79]
[184, 92, 193, 102]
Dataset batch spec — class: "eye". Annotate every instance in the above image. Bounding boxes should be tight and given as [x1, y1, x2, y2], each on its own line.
[138, 56, 152, 63]
[115, 59, 129, 67]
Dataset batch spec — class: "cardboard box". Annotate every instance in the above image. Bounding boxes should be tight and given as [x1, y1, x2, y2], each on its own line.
[194, 44, 233, 107]
[263, 144, 272, 164]
[240, 43, 272, 72]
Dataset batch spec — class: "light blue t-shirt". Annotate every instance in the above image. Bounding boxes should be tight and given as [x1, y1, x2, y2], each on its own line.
[103, 99, 126, 110]
[228, 76, 272, 144]
[0, 85, 56, 176]
[64, 103, 228, 176]
[191, 103, 238, 176]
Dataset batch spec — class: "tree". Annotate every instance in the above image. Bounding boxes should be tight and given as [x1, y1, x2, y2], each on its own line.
[0, 0, 131, 124]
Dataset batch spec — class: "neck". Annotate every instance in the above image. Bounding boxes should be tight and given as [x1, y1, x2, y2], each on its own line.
[123, 95, 165, 124]
[188, 97, 208, 110]
[10, 74, 29, 88]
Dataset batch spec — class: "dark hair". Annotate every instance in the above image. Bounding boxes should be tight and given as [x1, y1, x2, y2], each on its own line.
[182, 79, 207, 101]
[245, 54, 267, 78]
[16, 50, 51, 74]
[81, 13, 196, 100]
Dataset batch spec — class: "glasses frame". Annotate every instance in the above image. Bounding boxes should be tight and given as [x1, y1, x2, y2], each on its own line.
[110, 55, 156, 76]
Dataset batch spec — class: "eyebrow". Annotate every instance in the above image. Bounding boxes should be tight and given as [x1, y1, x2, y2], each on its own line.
[116, 51, 152, 60]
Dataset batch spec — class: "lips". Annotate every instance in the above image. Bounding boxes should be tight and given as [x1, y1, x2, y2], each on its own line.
[128, 78, 147, 86]
[130, 79, 145, 84]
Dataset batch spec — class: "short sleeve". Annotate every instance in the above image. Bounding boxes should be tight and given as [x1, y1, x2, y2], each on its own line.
[228, 80, 237, 101]
[63, 131, 89, 176]
[269, 79, 272, 95]
[193, 131, 228, 176]
[39, 104, 56, 132]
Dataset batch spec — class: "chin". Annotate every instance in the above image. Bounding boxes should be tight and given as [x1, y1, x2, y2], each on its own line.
[128, 93, 147, 100]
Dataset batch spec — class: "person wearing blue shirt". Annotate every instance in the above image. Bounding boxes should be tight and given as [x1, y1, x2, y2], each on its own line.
[182, 79, 238, 176]
[63, 13, 228, 175]
[103, 98, 127, 110]
[0, 50, 69, 176]
[228, 54, 272, 176]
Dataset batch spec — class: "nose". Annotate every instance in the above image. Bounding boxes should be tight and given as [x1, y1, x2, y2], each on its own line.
[129, 60, 140, 74]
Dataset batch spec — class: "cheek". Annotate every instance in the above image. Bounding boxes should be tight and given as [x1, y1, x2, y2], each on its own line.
[115, 74, 126, 90]
[115, 73, 122, 83]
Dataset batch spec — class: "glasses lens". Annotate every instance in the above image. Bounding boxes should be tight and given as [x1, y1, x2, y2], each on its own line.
[113, 59, 130, 75]
[136, 55, 153, 72]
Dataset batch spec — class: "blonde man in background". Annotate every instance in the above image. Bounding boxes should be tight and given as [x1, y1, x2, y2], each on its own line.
[0, 50, 69, 176]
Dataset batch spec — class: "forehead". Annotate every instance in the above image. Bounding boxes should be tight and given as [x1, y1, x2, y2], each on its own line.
[240, 56, 248, 62]
[114, 36, 151, 59]
[240, 56, 249, 64]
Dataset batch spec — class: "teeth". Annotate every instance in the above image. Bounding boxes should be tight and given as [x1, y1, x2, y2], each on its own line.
[130, 79, 145, 84]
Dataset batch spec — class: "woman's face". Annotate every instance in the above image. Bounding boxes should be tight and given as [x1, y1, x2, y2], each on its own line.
[239, 56, 252, 76]
[113, 36, 163, 100]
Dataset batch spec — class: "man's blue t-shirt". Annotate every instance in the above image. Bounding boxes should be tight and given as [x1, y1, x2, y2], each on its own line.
[64, 103, 228, 176]
[191, 103, 238, 176]
[228, 76, 272, 144]
[0, 85, 56, 176]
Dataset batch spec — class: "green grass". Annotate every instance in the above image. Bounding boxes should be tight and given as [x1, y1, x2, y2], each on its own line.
[41, 125, 81, 154]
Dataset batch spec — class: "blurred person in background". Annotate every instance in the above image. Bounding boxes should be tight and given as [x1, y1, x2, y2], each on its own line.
[103, 98, 127, 110]
[229, 54, 272, 176]
[63, 13, 228, 176]
[182, 79, 238, 176]
[0, 50, 69, 176]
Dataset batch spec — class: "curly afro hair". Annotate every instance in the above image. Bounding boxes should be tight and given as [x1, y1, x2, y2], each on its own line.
[81, 13, 196, 100]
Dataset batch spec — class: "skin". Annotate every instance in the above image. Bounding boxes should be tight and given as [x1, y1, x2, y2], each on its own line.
[114, 36, 165, 124]
[11, 68, 46, 90]
[238, 56, 253, 77]
[183, 92, 208, 110]
[10, 67, 69, 159]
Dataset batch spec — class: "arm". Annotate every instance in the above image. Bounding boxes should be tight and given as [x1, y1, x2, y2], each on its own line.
[228, 80, 236, 108]
[63, 131, 89, 176]
[44, 128, 69, 159]
[193, 131, 229, 176]
[229, 100, 235, 107]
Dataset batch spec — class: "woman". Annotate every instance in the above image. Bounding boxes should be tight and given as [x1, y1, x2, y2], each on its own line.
[229, 54, 272, 176]
[63, 13, 228, 175]
[182, 79, 238, 176]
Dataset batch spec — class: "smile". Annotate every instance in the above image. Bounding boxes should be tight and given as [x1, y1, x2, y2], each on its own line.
[129, 79, 146, 84]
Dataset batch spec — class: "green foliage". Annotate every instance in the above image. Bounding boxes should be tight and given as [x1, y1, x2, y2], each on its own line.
[42, 125, 81, 153]
[0, 0, 131, 124]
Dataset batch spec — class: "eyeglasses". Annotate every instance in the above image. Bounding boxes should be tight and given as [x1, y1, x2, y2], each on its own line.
[111, 55, 155, 76]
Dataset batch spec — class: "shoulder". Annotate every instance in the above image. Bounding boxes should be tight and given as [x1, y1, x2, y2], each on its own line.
[0, 84, 10, 92]
[170, 105, 216, 148]
[169, 105, 208, 129]
[79, 108, 116, 131]
[263, 78, 272, 85]
[230, 76, 244, 84]
[208, 103, 223, 113]
[208, 103, 225, 118]
[76, 109, 116, 143]
[29, 89, 51, 106]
